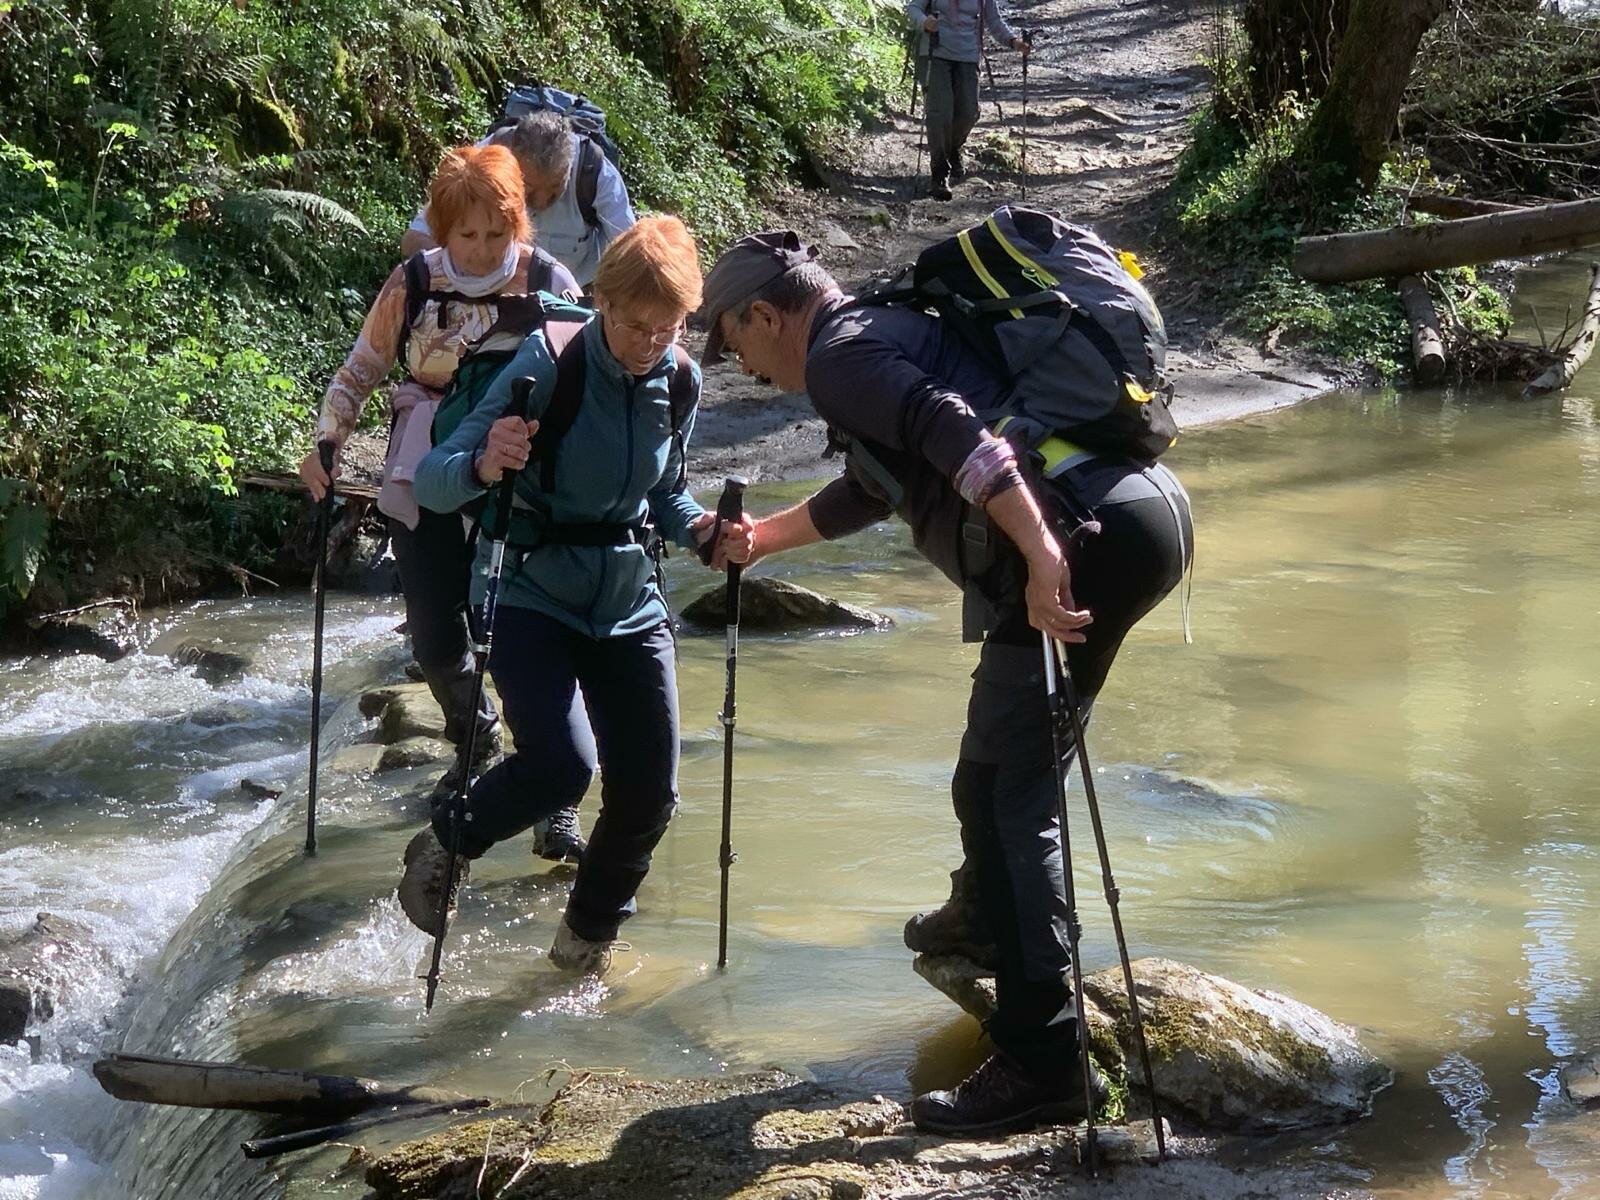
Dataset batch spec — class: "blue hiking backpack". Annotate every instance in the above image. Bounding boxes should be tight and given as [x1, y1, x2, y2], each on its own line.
[495, 84, 621, 230]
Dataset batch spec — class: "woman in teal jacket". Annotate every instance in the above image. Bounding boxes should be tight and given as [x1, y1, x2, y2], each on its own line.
[403, 215, 749, 976]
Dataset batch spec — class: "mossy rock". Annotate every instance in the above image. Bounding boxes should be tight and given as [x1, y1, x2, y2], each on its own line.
[912, 953, 1390, 1134]
[1082, 958, 1392, 1133]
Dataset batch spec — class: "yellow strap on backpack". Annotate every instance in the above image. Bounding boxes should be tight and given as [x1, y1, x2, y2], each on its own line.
[994, 417, 1094, 479]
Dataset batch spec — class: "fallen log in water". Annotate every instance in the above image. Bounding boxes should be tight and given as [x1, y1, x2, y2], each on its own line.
[1295, 198, 1600, 283]
[1523, 262, 1600, 398]
[93, 1053, 476, 1119]
[1399, 276, 1446, 384]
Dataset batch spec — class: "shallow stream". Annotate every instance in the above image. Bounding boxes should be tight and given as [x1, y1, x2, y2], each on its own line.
[3, 259, 1600, 1198]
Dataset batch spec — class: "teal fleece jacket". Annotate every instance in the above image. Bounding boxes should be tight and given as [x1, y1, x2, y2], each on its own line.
[414, 317, 705, 638]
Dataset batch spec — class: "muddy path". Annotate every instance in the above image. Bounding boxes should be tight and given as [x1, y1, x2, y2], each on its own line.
[685, 0, 1338, 494]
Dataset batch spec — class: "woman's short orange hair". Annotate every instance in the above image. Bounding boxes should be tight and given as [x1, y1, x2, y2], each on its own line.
[593, 215, 703, 315]
[425, 144, 531, 245]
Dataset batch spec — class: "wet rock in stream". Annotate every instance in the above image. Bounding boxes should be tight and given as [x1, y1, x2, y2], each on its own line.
[0, 913, 117, 1042]
[913, 954, 1392, 1134]
[679, 576, 891, 634]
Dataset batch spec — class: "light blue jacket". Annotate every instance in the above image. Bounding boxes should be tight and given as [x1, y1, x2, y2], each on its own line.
[414, 318, 704, 638]
[906, 0, 1017, 63]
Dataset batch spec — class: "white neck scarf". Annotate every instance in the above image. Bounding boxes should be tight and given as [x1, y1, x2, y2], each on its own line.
[439, 241, 519, 296]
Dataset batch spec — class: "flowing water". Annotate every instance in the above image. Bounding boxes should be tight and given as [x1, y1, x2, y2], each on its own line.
[4, 258, 1600, 1197]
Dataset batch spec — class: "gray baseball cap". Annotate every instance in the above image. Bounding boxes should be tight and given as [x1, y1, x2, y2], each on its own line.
[699, 231, 819, 363]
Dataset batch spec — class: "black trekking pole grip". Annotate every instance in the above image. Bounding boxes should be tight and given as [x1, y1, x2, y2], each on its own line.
[697, 474, 749, 567]
[305, 437, 339, 856]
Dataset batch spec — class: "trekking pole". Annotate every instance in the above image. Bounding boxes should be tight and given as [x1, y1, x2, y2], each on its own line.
[305, 437, 337, 856]
[422, 379, 535, 1011]
[1020, 29, 1034, 200]
[982, 49, 1004, 122]
[1040, 630, 1098, 1176]
[910, 58, 924, 191]
[1053, 638, 1167, 1160]
[699, 475, 748, 970]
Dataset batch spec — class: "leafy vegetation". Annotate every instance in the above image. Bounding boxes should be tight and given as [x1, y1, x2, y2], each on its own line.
[1163, 3, 1566, 380]
[0, 0, 901, 621]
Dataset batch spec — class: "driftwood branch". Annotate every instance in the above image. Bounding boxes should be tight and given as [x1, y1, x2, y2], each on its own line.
[1295, 197, 1600, 283]
[93, 1053, 473, 1119]
[240, 1097, 493, 1159]
[1523, 262, 1600, 398]
[1399, 276, 1446, 384]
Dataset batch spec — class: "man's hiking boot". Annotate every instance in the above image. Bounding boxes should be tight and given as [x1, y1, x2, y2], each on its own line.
[531, 806, 587, 863]
[949, 150, 966, 183]
[903, 862, 1000, 970]
[929, 177, 953, 202]
[910, 1049, 1108, 1137]
[548, 918, 627, 977]
[397, 826, 469, 933]
[429, 726, 503, 803]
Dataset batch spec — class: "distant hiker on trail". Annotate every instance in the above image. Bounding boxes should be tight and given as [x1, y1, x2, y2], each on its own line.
[299, 144, 589, 860]
[401, 110, 636, 290]
[699, 220, 1192, 1136]
[908, 0, 1030, 200]
[402, 216, 752, 977]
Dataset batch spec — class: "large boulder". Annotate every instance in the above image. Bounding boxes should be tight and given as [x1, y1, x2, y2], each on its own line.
[679, 576, 891, 634]
[913, 953, 1391, 1134]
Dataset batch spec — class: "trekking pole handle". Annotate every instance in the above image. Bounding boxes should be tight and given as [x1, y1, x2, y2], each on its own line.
[316, 438, 337, 476]
[508, 376, 536, 424]
[697, 474, 749, 566]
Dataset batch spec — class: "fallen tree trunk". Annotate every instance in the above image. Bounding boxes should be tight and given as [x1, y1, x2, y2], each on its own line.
[1399, 276, 1446, 383]
[1524, 262, 1600, 398]
[93, 1053, 474, 1118]
[1295, 198, 1600, 283]
[241, 471, 380, 503]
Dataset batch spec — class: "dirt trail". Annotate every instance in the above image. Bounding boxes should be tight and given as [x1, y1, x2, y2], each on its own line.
[686, 0, 1336, 493]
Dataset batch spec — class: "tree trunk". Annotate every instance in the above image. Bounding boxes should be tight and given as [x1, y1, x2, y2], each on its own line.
[1293, 0, 1448, 191]
[1294, 197, 1600, 283]
[1242, 0, 1351, 116]
[1398, 277, 1446, 384]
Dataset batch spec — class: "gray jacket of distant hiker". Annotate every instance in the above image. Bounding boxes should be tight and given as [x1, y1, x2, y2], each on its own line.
[906, 0, 1017, 64]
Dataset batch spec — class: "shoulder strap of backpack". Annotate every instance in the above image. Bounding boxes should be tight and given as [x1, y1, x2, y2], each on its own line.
[533, 327, 591, 493]
[575, 138, 602, 230]
[662, 345, 697, 492]
[398, 251, 433, 363]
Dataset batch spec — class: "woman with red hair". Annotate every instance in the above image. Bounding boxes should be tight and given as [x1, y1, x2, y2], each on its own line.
[298, 144, 585, 856]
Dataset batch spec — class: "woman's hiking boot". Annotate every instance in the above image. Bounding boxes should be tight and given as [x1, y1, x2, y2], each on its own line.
[548, 918, 627, 977]
[397, 826, 469, 933]
[429, 725, 503, 803]
[530, 806, 587, 863]
[909, 1049, 1108, 1137]
[902, 861, 1000, 970]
